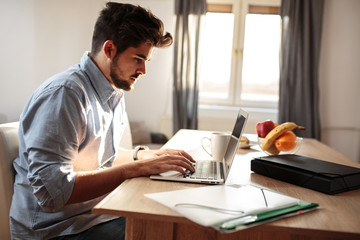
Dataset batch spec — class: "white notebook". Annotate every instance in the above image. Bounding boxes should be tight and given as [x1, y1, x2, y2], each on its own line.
[145, 184, 300, 227]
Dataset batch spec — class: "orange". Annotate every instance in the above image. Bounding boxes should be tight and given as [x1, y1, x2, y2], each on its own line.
[275, 131, 297, 151]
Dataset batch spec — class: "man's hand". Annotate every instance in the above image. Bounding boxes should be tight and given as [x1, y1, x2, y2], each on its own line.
[67, 149, 195, 205]
[136, 149, 196, 175]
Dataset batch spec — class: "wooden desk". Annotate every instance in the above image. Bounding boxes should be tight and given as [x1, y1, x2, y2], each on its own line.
[93, 130, 360, 240]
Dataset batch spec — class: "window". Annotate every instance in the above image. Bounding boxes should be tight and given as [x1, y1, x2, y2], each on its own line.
[199, 0, 281, 109]
[199, 11, 234, 100]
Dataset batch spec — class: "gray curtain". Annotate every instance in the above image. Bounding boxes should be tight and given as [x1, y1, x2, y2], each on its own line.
[279, 0, 324, 139]
[172, 0, 206, 134]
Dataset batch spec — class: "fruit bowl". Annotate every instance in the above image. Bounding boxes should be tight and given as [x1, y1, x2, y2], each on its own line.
[257, 137, 303, 155]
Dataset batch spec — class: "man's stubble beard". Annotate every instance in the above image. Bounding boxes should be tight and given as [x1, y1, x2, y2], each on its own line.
[109, 61, 133, 91]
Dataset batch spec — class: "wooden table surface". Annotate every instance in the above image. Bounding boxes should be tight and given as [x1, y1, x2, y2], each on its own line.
[93, 130, 360, 240]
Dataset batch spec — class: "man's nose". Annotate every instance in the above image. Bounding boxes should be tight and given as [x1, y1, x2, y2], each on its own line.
[137, 63, 146, 76]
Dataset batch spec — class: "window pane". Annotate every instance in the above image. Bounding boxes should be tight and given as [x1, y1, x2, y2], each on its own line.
[199, 12, 234, 100]
[241, 14, 281, 102]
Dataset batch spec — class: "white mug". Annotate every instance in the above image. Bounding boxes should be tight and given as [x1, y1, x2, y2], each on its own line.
[201, 132, 230, 161]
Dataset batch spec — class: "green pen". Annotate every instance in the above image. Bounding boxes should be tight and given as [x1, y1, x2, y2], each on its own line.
[220, 215, 258, 229]
[220, 201, 319, 230]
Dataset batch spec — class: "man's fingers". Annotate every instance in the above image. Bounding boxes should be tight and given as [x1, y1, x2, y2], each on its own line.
[141, 149, 197, 175]
[178, 150, 196, 163]
[155, 155, 195, 172]
[160, 149, 196, 163]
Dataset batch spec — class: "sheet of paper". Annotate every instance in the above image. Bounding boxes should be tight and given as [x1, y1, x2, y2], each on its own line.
[145, 184, 300, 226]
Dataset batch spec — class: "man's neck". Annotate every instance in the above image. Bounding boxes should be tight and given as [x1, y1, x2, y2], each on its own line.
[88, 52, 111, 82]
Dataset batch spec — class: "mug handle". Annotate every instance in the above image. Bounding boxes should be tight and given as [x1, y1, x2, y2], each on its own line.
[201, 137, 212, 157]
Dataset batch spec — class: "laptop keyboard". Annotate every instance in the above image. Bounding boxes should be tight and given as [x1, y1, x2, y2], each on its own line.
[185, 161, 220, 180]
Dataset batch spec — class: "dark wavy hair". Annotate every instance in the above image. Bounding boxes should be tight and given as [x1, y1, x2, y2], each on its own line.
[91, 2, 173, 55]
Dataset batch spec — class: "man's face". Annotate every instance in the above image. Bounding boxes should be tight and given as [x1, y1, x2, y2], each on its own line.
[109, 42, 153, 91]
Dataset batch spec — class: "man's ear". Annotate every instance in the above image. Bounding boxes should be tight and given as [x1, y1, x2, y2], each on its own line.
[102, 40, 117, 59]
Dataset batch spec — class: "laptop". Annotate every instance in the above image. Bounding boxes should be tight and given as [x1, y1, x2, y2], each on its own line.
[150, 108, 248, 184]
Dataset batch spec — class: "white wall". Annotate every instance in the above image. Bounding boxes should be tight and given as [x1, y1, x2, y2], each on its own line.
[0, 0, 35, 123]
[319, 0, 360, 163]
[119, 0, 175, 133]
[0, 0, 359, 162]
[0, 0, 174, 130]
[0, 0, 103, 122]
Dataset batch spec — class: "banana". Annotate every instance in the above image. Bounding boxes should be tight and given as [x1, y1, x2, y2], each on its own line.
[266, 143, 280, 155]
[261, 122, 305, 151]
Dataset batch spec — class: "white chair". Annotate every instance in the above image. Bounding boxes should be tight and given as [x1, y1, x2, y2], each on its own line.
[0, 122, 19, 240]
[0, 118, 134, 240]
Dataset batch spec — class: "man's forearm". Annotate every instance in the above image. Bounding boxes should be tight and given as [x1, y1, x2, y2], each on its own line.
[66, 149, 195, 205]
[66, 162, 139, 204]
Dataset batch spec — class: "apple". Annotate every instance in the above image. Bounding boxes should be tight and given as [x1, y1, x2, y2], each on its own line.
[256, 120, 276, 138]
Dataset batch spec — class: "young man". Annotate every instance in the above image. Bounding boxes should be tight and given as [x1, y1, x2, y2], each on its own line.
[10, 3, 195, 240]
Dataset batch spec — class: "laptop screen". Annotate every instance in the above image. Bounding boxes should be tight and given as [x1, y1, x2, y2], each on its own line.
[223, 109, 248, 178]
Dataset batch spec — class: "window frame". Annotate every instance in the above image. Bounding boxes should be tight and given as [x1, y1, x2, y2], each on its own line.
[201, 0, 281, 110]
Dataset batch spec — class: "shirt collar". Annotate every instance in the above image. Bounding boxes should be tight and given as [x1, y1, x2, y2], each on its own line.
[80, 52, 123, 104]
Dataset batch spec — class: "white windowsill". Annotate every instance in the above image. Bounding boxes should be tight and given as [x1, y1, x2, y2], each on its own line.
[199, 104, 278, 122]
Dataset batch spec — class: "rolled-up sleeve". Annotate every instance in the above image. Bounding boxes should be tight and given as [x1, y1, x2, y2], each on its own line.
[27, 151, 77, 212]
[23, 85, 86, 212]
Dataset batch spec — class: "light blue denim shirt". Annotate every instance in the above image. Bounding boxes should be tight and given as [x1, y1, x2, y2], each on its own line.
[10, 52, 126, 239]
